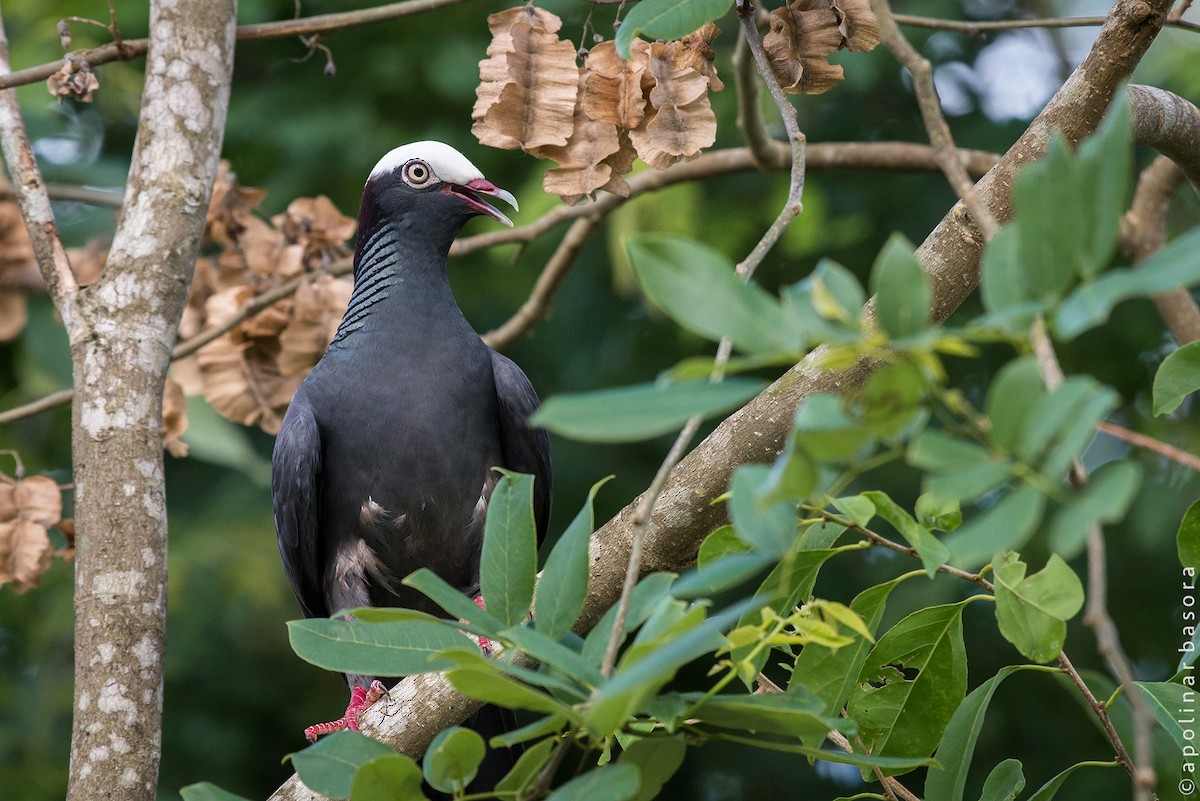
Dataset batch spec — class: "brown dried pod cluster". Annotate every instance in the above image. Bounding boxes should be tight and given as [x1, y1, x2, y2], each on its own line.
[172, 162, 356, 435]
[0, 192, 39, 343]
[473, 8, 723, 204]
[764, 0, 880, 94]
[0, 473, 65, 593]
[47, 56, 100, 103]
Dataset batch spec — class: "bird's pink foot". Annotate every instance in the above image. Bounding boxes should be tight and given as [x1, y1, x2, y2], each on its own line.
[304, 680, 387, 742]
[473, 595, 495, 655]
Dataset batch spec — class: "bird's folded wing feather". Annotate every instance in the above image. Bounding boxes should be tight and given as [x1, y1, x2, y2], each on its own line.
[491, 349, 552, 544]
[272, 397, 329, 619]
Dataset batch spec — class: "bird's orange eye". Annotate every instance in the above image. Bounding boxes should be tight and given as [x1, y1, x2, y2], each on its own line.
[403, 160, 432, 186]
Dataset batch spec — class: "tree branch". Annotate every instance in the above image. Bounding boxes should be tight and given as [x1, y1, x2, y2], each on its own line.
[1120, 156, 1200, 344]
[871, 0, 999, 239]
[893, 12, 1200, 35]
[0, 0, 473, 92]
[62, 2, 237, 800]
[0, 18, 78, 307]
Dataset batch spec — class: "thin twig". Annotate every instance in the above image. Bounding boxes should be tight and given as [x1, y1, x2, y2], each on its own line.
[1029, 316, 1158, 801]
[0, 183, 124, 207]
[0, 0, 472, 91]
[825, 730, 921, 801]
[871, 0, 999, 240]
[601, 6, 813, 677]
[599, 414, 706, 676]
[1098, 420, 1200, 473]
[1057, 652, 1141, 778]
[482, 213, 603, 349]
[733, 34, 773, 169]
[0, 389, 74, 427]
[893, 12, 1200, 35]
[0, 15, 78, 306]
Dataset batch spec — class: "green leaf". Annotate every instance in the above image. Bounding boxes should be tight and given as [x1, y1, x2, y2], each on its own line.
[671, 552, 772, 598]
[686, 687, 849, 738]
[490, 715, 566, 749]
[792, 394, 872, 461]
[1053, 225, 1200, 339]
[531, 378, 766, 443]
[499, 624, 604, 687]
[289, 731, 394, 800]
[1074, 92, 1131, 278]
[481, 471, 538, 627]
[1013, 135, 1086, 300]
[619, 735, 686, 801]
[731, 547, 845, 679]
[582, 572, 676, 665]
[862, 491, 950, 577]
[992, 552, 1084, 663]
[614, 0, 731, 58]
[1026, 761, 1119, 801]
[944, 486, 1046, 569]
[423, 727, 486, 794]
[834, 494, 876, 528]
[1178, 500, 1200, 571]
[698, 525, 751, 566]
[847, 601, 970, 769]
[287, 619, 471, 676]
[977, 759, 1024, 801]
[985, 358, 1046, 454]
[629, 234, 795, 354]
[790, 574, 914, 720]
[1153, 339, 1200, 416]
[350, 754, 426, 801]
[1135, 681, 1194, 756]
[925, 665, 1030, 801]
[809, 258, 867, 322]
[179, 784, 255, 801]
[447, 668, 584, 722]
[916, 493, 962, 532]
[871, 234, 932, 338]
[495, 737, 557, 795]
[434, 647, 587, 698]
[730, 464, 797, 557]
[979, 225, 1029, 321]
[545, 762, 640, 801]
[1047, 460, 1142, 558]
[402, 569, 506, 636]
[587, 601, 751, 737]
[925, 462, 1014, 506]
[1035, 382, 1118, 480]
[537, 476, 612, 640]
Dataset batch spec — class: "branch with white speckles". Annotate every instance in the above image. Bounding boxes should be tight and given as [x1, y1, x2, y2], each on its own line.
[62, 3, 237, 801]
[0, 11, 78, 311]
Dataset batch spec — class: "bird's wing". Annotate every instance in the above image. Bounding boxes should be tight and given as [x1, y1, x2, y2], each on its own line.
[491, 350, 552, 544]
[272, 395, 328, 619]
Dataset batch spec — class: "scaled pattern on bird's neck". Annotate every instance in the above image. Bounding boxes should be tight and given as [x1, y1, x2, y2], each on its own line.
[328, 219, 469, 352]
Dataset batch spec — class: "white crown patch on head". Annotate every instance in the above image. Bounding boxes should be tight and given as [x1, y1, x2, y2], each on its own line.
[368, 141, 485, 185]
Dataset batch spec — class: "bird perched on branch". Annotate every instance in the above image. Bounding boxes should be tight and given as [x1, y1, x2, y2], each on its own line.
[271, 142, 551, 763]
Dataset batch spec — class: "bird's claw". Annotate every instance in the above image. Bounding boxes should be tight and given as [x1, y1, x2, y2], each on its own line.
[303, 680, 388, 742]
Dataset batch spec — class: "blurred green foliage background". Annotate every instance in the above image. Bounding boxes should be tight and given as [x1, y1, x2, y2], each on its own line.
[0, 0, 1197, 798]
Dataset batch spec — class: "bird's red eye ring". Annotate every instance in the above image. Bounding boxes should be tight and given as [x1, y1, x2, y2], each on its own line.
[403, 160, 432, 186]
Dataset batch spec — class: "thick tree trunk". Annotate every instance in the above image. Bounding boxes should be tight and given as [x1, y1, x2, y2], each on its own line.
[64, 3, 236, 800]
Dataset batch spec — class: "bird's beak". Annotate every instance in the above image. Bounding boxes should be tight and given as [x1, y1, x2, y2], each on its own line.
[452, 178, 518, 227]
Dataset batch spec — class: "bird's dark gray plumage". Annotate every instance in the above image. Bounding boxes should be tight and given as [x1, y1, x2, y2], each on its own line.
[271, 142, 551, 762]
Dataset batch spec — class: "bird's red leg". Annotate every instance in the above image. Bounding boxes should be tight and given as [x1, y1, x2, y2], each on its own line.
[473, 595, 495, 655]
[304, 680, 387, 742]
